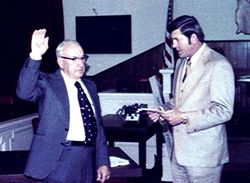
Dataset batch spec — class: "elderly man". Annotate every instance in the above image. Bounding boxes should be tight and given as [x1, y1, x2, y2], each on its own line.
[16, 29, 110, 183]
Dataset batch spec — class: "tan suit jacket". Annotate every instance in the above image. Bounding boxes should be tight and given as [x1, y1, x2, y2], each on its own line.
[167, 44, 235, 167]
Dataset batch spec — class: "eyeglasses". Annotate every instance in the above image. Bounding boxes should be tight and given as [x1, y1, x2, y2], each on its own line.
[59, 55, 89, 62]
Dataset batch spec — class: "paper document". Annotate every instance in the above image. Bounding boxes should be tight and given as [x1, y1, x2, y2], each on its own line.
[109, 156, 130, 167]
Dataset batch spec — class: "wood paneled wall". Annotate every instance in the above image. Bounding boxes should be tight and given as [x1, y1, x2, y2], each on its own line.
[207, 41, 250, 76]
[90, 41, 250, 93]
[87, 44, 165, 93]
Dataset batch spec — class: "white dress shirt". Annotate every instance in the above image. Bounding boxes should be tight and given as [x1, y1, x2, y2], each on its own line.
[61, 70, 95, 141]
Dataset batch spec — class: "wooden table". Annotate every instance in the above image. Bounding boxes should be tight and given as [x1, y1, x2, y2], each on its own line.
[102, 114, 163, 171]
[237, 75, 250, 108]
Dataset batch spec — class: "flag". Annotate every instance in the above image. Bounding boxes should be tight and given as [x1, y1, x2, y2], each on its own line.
[163, 0, 174, 68]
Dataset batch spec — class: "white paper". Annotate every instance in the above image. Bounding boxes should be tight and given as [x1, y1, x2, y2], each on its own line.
[109, 156, 130, 167]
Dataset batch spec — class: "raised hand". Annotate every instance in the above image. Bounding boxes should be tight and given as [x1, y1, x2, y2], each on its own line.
[30, 29, 49, 60]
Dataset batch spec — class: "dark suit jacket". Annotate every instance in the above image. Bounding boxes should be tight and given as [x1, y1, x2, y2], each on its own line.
[16, 58, 110, 179]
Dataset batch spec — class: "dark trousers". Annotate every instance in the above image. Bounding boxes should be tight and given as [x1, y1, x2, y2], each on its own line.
[43, 144, 95, 183]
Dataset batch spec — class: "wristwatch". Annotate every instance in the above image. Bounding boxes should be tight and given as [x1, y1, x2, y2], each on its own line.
[180, 116, 188, 124]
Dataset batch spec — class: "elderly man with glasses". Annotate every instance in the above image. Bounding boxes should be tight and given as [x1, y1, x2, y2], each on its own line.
[16, 29, 110, 183]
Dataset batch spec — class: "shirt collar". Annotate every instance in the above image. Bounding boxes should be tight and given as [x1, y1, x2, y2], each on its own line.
[188, 43, 206, 67]
[60, 70, 80, 85]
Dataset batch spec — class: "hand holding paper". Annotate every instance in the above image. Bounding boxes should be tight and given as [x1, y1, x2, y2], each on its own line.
[137, 106, 164, 114]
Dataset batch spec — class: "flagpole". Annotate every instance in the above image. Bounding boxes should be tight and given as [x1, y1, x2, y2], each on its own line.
[160, 0, 174, 101]
[163, 0, 174, 69]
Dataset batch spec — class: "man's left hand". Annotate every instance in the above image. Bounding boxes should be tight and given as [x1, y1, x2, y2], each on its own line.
[161, 109, 183, 126]
[96, 165, 110, 183]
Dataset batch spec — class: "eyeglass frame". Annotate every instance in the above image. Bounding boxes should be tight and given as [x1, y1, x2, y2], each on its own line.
[59, 55, 89, 62]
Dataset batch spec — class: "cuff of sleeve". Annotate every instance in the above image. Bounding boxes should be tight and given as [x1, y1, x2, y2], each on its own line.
[29, 52, 42, 60]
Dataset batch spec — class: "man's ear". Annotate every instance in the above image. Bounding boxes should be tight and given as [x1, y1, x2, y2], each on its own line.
[190, 33, 198, 44]
[57, 58, 64, 69]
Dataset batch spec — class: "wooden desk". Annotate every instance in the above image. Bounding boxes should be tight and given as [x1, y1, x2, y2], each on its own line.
[102, 114, 162, 170]
[237, 75, 250, 108]
[109, 147, 142, 177]
[237, 75, 250, 83]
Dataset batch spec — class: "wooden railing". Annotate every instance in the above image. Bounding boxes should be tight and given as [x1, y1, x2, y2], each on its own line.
[0, 113, 37, 151]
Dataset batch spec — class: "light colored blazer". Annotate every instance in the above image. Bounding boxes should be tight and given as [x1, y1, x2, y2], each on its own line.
[168, 44, 235, 167]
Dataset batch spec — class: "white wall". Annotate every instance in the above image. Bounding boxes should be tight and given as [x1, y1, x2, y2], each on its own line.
[174, 0, 250, 41]
[63, 0, 250, 76]
[63, 0, 168, 75]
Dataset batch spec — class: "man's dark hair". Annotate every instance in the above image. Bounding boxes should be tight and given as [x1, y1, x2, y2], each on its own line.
[167, 15, 205, 43]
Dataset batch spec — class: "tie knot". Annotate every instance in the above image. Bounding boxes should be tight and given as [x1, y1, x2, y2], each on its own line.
[186, 58, 191, 66]
[74, 81, 81, 89]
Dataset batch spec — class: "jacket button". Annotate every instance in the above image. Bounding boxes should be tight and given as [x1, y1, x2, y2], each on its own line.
[65, 128, 69, 131]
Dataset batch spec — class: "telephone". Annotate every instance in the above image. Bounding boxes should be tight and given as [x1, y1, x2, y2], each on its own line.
[116, 103, 148, 123]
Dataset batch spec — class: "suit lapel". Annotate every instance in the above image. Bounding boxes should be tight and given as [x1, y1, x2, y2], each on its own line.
[174, 58, 187, 105]
[176, 46, 210, 107]
[51, 70, 70, 124]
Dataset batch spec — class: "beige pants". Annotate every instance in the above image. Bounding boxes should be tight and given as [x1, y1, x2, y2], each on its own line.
[171, 154, 223, 183]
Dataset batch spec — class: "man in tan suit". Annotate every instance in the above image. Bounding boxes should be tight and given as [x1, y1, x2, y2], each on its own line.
[149, 15, 235, 183]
